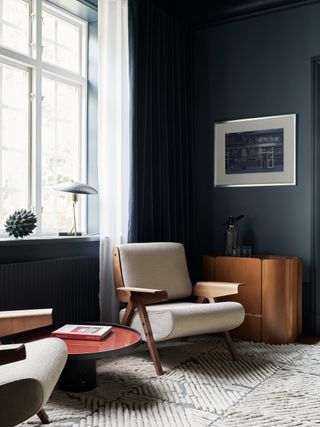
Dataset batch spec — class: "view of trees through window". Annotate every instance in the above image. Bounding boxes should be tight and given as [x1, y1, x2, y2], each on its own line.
[0, 0, 87, 235]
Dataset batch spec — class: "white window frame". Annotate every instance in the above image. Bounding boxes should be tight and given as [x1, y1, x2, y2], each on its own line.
[0, 0, 88, 237]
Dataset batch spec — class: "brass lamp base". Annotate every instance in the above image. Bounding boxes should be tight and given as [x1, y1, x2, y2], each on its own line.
[59, 232, 82, 236]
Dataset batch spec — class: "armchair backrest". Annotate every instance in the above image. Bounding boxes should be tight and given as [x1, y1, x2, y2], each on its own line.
[114, 242, 192, 300]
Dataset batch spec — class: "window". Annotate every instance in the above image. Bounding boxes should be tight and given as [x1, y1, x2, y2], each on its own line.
[0, 0, 87, 236]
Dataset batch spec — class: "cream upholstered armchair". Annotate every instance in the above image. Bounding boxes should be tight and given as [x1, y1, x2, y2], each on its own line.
[0, 309, 68, 426]
[113, 242, 245, 375]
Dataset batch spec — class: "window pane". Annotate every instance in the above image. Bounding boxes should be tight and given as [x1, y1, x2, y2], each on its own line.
[0, 63, 29, 233]
[1, 0, 30, 55]
[57, 47, 78, 74]
[42, 41, 55, 65]
[42, 77, 80, 233]
[0, 191, 27, 230]
[2, 150, 27, 189]
[2, 65, 28, 109]
[42, 10, 81, 74]
[42, 11, 55, 42]
[2, 109, 27, 150]
[57, 19, 79, 50]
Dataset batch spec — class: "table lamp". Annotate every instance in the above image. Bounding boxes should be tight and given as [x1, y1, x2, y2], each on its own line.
[54, 181, 98, 236]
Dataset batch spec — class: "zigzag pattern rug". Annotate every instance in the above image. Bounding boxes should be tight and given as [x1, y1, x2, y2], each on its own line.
[22, 336, 320, 426]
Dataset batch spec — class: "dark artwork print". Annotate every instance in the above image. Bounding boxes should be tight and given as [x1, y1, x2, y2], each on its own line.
[225, 128, 284, 174]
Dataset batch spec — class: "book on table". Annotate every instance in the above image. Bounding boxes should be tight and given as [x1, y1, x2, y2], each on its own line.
[51, 324, 112, 341]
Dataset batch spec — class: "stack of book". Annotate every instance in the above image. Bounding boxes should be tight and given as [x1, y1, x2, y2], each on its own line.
[51, 324, 112, 341]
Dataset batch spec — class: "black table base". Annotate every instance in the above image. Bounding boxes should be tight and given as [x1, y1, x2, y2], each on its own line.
[60, 359, 97, 392]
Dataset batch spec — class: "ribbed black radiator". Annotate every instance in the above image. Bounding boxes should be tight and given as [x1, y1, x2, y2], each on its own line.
[0, 256, 100, 323]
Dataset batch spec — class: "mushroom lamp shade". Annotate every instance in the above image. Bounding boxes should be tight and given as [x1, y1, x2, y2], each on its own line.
[54, 182, 98, 195]
[54, 181, 98, 236]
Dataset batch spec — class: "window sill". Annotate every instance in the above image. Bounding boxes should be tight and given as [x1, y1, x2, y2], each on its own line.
[0, 234, 100, 247]
[0, 234, 100, 264]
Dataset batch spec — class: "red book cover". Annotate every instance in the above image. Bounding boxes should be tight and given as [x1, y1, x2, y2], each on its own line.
[51, 324, 112, 341]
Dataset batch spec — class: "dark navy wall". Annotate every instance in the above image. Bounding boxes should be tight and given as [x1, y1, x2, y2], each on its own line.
[193, 2, 320, 332]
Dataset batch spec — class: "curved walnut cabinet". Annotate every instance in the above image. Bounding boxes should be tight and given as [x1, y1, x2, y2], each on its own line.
[202, 256, 302, 344]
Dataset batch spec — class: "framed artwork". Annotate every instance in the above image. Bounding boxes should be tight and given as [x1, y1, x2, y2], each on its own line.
[214, 114, 296, 187]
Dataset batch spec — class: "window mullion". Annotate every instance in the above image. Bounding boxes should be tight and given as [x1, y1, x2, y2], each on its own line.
[0, 2, 3, 47]
[80, 21, 87, 234]
[54, 18, 58, 69]
[31, 0, 43, 235]
[54, 80, 58, 229]
[41, 62, 86, 85]
[28, 70, 32, 215]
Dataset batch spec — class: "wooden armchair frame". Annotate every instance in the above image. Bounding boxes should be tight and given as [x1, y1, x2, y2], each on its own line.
[113, 247, 243, 375]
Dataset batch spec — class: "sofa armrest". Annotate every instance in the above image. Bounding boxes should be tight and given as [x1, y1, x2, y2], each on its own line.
[0, 344, 26, 365]
[117, 287, 168, 304]
[193, 281, 244, 299]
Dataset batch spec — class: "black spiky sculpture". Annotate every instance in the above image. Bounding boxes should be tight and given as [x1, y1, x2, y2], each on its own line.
[5, 209, 37, 238]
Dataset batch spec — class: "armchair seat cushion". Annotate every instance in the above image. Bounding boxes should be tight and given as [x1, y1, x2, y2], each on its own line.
[120, 301, 245, 342]
[0, 337, 67, 427]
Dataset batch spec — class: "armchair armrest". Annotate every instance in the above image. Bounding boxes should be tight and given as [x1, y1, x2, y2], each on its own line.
[193, 281, 244, 299]
[0, 344, 26, 366]
[117, 287, 168, 304]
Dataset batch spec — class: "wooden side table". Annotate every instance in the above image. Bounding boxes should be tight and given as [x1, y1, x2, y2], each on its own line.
[202, 255, 302, 344]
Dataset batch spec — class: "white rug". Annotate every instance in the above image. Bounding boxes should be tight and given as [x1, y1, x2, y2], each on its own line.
[21, 336, 320, 426]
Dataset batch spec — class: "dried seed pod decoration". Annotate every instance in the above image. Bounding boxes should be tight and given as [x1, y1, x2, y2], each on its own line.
[4, 209, 37, 239]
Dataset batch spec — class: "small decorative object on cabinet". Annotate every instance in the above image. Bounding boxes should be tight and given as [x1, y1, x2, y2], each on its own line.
[202, 255, 302, 344]
[223, 214, 244, 256]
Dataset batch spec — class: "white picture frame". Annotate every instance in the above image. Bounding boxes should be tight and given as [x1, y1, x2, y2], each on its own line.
[214, 114, 296, 187]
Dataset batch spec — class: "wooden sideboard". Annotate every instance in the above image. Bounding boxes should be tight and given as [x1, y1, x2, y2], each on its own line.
[202, 256, 302, 344]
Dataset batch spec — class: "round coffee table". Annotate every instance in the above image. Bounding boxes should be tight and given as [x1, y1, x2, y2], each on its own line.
[16, 323, 141, 392]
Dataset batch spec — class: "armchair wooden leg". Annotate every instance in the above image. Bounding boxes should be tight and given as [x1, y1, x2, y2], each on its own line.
[37, 409, 49, 424]
[121, 301, 136, 326]
[120, 299, 164, 375]
[224, 331, 237, 361]
[137, 303, 164, 376]
[198, 298, 236, 361]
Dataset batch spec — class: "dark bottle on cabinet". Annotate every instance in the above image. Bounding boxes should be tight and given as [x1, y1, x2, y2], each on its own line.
[224, 215, 244, 256]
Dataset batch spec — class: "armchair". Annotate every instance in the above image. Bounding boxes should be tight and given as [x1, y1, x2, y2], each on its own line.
[113, 242, 245, 375]
[0, 309, 68, 426]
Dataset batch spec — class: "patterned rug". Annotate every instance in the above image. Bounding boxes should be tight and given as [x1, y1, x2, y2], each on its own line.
[21, 336, 320, 426]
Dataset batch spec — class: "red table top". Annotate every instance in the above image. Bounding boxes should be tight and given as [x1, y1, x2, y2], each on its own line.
[17, 324, 141, 359]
